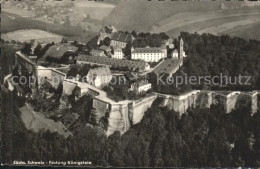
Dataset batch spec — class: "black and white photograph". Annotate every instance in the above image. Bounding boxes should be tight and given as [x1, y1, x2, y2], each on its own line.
[1, 0, 260, 167]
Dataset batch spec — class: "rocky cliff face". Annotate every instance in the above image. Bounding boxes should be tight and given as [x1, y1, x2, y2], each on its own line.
[159, 91, 259, 117]
[159, 90, 203, 117]
[90, 90, 258, 136]
[132, 95, 157, 125]
[106, 104, 130, 136]
[90, 94, 157, 136]
[90, 98, 109, 125]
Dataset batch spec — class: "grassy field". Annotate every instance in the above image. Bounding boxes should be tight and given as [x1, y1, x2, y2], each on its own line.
[153, 10, 260, 33]
[2, 8, 35, 17]
[106, 0, 260, 40]
[2, 29, 63, 43]
[73, 0, 115, 21]
[1, 12, 97, 43]
[106, 0, 226, 31]
[222, 22, 260, 41]
[165, 13, 260, 40]
[197, 18, 260, 35]
[106, 0, 260, 31]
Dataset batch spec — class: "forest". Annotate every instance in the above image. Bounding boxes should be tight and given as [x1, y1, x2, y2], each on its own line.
[148, 32, 260, 95]
[2, 88, 260, 167]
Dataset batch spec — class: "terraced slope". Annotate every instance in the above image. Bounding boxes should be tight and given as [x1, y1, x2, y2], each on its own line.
[106, 0, 260, 40]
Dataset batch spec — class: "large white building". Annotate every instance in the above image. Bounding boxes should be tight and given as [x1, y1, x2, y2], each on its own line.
[112, 47, 124, 59]
[110, 32, 133, 49]
[171, 49, 179, 58]
[130, 80, 151, 93]
[131, 47, 167, 62]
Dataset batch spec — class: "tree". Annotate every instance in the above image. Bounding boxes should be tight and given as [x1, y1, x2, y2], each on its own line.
[131, 30, 137, 38]
[30, 39, 35, 45]
[72, 40, 79, 47]
[21, 43, 32, 55]
[39, 43, 53, 58]
[159, 32, 169, 40]
[133, 38, 147, 48]
[61, 37, 68, 43]
[123, 41, 132, 59]
[34, 44, 42, 58]
[67, 65, 78, 78]
[2, 44, 17, 76]
[103, 37, 111, 47]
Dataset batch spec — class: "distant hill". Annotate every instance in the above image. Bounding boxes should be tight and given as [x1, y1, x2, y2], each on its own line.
[105, 0, 260, 40]
[1, 12, 97, 43]
[222, 22, 260, 41]
[105, 0, 225, 31]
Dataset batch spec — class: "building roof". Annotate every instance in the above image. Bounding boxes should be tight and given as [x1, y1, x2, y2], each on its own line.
[137, 81, 150, 88]
[77, 54, 148, 72]
[172, 49, 178, 53]
[101, 25, 117, 34]
[125, 72, 136, 81]
[43, 44, 78, 59]
[91, 50, 104, 55]
[131, 80, 151, 90]
[111, 32, 132, 43]
[153, 59, 182, 75]
[63, 80, 77, 95]
[114, 47, 122, 52]
[99, 45, 110, 51]
[87, 66, 111, 77]
[132, 47, 164, 54]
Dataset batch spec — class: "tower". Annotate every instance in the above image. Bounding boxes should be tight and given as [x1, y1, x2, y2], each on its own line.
[179, 38, 184, 60]
[131, 46, 134, 52]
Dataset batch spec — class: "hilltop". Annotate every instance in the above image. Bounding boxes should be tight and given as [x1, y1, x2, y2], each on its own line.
[1, 12, 97, 42]
[105, 0, 260, 40]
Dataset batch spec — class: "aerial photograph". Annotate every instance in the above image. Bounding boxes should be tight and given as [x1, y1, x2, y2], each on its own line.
[1, 0, 260, 167]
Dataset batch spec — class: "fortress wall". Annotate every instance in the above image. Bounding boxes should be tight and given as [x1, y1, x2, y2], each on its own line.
[212, 92, 228, 111]
[159, 91, 258, 117]
[88, 90, 259, 136]
[37, 68, 52, 84]
[91, 94, 156, 136]
[37, 67, 65, 88]
[226, 92, 241, 114]
[106, 104, 130, 136]
[77, 82, 89, 94]
[211, 91, 258, 114]
[90, 98, 109, 125]
[51, 70, 65, 82]
[132, 95, 157, 125]
[159, 91, 205, 117]
[238, 92, 258, 115]
[250, 94, 257, 115]
[196, 92, 212, 108]
[107, 95, 156, 136]
[160, 97, 180, 114]
[258, 94, 260, 112]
